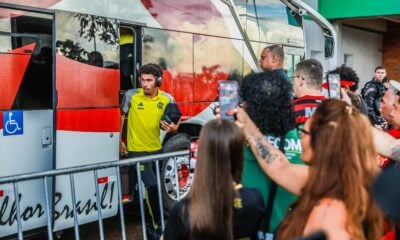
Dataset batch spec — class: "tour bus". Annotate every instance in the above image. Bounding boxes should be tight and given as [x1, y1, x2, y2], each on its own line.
[0, 0, 335, 237]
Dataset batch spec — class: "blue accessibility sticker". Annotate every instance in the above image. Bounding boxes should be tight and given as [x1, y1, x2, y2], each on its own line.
[3, 111, 23, 136]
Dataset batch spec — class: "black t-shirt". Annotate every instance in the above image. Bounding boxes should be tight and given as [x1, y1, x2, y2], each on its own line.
[163, 187, 264, 240]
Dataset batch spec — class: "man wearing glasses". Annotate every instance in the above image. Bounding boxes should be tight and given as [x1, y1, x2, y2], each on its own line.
[291, 59, 326, 124]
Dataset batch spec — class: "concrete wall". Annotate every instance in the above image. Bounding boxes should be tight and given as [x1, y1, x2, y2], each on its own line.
[383, 22, 400, 81]
[340, 26, 383, 91]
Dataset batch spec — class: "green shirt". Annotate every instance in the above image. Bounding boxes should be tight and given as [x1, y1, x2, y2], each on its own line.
[241, 128, 303, 233]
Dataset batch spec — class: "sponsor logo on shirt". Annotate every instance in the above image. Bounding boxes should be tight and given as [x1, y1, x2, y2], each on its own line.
[138, 102, 144, 110]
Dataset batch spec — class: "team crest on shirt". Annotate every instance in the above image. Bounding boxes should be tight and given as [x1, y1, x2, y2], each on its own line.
[157, 102, 164, 110]
[138, 102, 144, 110]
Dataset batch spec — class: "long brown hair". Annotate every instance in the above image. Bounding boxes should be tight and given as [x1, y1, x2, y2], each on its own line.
[278, 99, 383, 240]
[188, 119, 245, 239]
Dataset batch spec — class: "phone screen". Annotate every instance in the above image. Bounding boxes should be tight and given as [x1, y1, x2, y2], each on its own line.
[218, 81, 239, 120]
[327, 73, 341, 99]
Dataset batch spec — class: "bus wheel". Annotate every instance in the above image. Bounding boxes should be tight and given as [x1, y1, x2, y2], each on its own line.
[162, 133, 191, 213]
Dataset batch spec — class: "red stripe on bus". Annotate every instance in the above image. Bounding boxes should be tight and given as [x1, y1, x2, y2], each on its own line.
[56, 55, 120, 109]
[0, 111, 2, 130]
[0, 43, 35, 110]
[57, 108, 120, 132]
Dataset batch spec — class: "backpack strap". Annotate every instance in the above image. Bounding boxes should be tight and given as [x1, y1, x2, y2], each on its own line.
[264, 135, 286, 232]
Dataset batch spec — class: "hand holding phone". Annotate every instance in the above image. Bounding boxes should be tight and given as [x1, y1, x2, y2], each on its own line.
[327, 73, 341, 99]
[218, 80, 239, 120]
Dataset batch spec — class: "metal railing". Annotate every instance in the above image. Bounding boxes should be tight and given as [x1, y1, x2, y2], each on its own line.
[0, 150, 189, 240]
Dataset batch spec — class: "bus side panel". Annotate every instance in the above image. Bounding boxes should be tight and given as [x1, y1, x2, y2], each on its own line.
[53, 10, 120, 231]
[0, 9, 54, 237]
[0, 110, 53, 237]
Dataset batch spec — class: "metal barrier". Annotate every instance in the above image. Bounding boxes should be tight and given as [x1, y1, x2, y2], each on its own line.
[0, 150, 189, 240]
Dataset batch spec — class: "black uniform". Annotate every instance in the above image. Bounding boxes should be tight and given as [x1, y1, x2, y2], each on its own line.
[163, 187, 264, 240]
[361, 79, 387, 128]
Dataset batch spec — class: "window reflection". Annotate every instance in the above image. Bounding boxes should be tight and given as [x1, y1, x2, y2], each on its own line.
[233, 0, 303, 47]
[56, 11, 119, 68]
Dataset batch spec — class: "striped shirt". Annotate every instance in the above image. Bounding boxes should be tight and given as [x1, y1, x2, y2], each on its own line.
[293, 95, 326, 124]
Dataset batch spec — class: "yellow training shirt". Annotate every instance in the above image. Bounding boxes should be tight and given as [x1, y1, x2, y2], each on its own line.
[121, 88, 175, 152]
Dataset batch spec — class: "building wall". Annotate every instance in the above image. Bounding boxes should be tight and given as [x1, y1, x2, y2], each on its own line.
[340, 26, 383, 91]
[383, 22, 400, 81]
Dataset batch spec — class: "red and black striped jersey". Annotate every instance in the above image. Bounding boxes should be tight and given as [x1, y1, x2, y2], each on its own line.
[292, 95, 326, 124]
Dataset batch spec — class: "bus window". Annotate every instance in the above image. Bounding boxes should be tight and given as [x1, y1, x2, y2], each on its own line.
[3, 14, 54, 110]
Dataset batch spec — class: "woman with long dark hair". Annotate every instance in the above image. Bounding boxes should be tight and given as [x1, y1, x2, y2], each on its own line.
[235, 99, 383, 239]
[162, 119, 264, 240]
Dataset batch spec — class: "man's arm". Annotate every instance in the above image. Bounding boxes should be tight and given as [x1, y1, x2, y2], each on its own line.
[235, 108, 309, 195]
[120, 113, 127, 155]
[373, 127, 400, 161]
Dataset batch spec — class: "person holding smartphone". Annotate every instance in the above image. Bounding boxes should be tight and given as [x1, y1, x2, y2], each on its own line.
[239, 71, 303, 237]
[235, 99, 384, 240]
[324, 65, 368, 115]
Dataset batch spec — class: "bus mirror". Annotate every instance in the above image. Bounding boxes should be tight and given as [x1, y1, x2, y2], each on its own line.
[324, 35, 334, 58]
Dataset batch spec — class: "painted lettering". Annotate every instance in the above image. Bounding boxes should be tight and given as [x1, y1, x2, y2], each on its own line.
[0, 182, 116, 226]
[0, 194, 45, 226]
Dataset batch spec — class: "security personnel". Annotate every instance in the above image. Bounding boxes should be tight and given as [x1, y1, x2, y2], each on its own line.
[120, 63, 179, 239]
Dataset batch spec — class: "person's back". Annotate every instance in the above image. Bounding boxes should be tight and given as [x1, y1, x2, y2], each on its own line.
[163, 119, 264, 240]
[292, 59, 325, 124]
[240, 71, 302, 235]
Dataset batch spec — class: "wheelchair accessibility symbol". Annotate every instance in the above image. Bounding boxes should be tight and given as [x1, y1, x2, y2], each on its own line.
[3, 111, 23, 136]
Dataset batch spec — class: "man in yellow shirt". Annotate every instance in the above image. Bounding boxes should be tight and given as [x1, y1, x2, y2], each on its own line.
[120, 63, 179, 239]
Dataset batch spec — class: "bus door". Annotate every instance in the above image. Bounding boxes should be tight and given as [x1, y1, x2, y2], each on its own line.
[53, 10, 120, 231]
[119, 25, 142, 198]
[0, 7, 54, 237]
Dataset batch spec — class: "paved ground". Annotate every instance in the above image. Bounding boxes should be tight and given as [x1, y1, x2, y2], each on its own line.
[58, 204, 144, 240]
[57, 215, 143, 239]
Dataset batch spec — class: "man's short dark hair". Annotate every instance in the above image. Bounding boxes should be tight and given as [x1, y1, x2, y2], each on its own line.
[140, 63, 163, 78]
[328, 64, 360, 92]
[375, 65, 386, 72]
[295, 59, 323, 89]
[240, 71, 295, 136]
[264, 44, 284, 61]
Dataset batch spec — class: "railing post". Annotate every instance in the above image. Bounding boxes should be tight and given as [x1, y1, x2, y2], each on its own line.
[173, 157, 181, 201]
[13, 182, 23, 240]
[115, 167, 127, 240]
[93, 170, 105, 240]
[69, 174, 80, 240]
[155, 159, 165, 231]
[136, 163, 147, 240]
[43, 176, 53, 240]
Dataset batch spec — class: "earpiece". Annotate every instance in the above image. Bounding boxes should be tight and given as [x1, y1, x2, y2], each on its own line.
[155, 65, 163, 87]
[156, 75, 162, 87]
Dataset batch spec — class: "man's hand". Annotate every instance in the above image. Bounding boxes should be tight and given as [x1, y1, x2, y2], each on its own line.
[120, 141, 128, 156]
[160, 120, 178, 132]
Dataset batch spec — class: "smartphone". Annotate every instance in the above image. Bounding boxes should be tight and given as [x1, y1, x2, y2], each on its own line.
[327, 73, 341, 99]
[218, 80, 239, 120]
